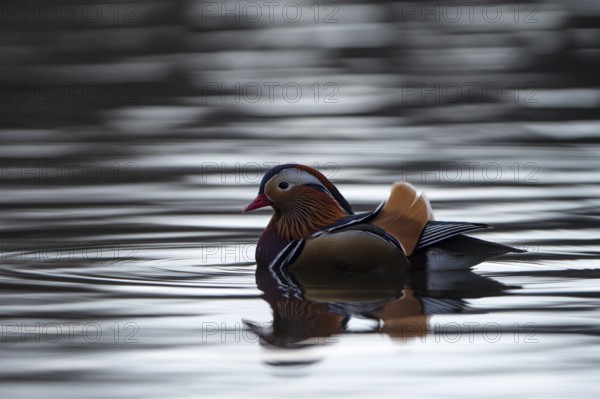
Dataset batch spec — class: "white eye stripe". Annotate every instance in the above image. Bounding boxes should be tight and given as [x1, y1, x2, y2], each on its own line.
[274, 169, 324, 187]
[264, 168, 331, 202]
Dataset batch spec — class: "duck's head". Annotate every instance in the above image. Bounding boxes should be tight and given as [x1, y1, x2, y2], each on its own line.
[243, 163, 353, 241]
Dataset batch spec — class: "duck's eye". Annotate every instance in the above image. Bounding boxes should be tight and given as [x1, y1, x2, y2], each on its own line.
[278, 181, 289, 190]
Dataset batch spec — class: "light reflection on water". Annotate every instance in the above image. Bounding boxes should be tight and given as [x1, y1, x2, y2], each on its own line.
[1, 0, 600, 397]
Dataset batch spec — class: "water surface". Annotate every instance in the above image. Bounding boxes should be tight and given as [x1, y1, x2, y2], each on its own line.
[1, 0, 600, 397]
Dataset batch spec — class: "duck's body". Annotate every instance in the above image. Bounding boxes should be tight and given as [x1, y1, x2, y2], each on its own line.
[244, 163, 513, 273]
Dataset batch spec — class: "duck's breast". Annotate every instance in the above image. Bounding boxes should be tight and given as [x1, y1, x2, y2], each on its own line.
[256, 224, 288, 268]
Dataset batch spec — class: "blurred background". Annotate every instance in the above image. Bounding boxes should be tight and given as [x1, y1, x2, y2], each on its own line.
[1, 0, 600, 398]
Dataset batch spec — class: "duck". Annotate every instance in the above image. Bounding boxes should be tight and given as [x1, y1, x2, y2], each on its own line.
[243, 163, 519, 275]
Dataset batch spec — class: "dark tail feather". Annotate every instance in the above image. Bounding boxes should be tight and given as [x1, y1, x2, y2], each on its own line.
[416, 221, 489, 250]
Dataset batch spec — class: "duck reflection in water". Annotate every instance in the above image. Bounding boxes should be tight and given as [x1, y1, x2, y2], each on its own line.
[242, 164, 523, 350]
[245, 235, 518, 350]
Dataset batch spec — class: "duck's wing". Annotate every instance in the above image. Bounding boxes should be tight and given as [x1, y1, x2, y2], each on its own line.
[371, 182, 435, 256]
[415, 221, 489, 250]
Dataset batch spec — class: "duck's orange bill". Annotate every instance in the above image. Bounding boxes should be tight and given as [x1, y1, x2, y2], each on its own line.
[242, 193, 271, 213]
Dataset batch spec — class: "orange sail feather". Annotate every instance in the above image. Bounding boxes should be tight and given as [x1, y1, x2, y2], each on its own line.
[372, 182, 435, 255]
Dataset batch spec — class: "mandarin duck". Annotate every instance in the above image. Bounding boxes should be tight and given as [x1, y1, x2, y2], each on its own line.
[243, 163, 520, 279]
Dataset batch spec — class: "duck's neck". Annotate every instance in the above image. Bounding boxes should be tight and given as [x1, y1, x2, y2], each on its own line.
[255, 193, 348, 267]
[270, 193, 348, 242]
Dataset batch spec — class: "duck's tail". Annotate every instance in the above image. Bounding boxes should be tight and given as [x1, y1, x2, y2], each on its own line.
[372, 182, 435, 255]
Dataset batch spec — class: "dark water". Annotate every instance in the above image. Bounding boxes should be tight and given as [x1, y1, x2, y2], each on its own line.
[1, 0, 600, 397]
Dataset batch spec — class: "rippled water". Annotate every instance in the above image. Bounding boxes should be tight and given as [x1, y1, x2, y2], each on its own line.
[1, 0, 600, 398]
